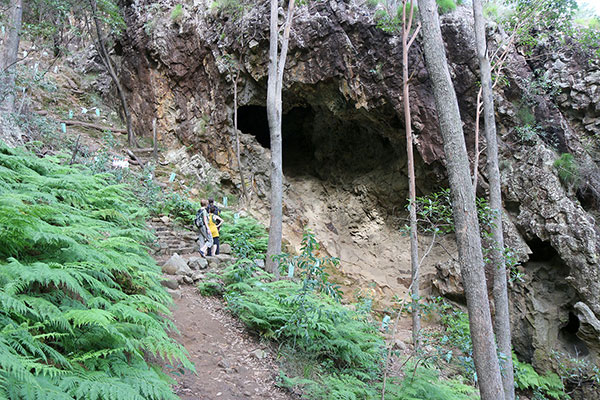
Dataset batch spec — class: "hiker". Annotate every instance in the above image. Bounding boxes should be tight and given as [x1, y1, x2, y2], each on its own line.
[207, 204, 224, 256]
[194, 199, 213, 257]
[208, 197, 221, 216]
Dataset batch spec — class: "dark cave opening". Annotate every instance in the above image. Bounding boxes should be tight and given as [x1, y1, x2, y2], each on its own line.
[238, 105, 270, 148]
[237, 104, 398, 180]
[559, 311, 589, 356]
[526, 237, 558, 262]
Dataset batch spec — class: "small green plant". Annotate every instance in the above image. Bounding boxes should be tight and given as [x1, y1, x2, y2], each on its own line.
[554, 153, 580, 187]
[552, 350, 600, 392]
[366, 0, 379, 9]
[515, 124, 541, 144]
[210, 0, 245, 18]
[437, 0, 457, 14]
[514, 355, 567, 399]
[171, 4, 183, 22]
[219, 211, 268, 259]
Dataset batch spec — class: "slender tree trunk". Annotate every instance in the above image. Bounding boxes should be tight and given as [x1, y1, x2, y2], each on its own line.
[401, 0, 422, 350]
[472, 1, 515, 398]
[0, 0, 23, 113]
[416, 0, 504, 398]
[266, 0, 296, 278]
[233, 68, 248, 204]
[89, 0, 135, 147]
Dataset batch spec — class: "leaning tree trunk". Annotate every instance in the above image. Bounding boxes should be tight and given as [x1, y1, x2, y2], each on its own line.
[401, 0, 422, 350]
[416, 0, 505, 398]
[265, 0, 296, 279]
[472, 1, 515, 398]
[233, 69, 249, 205]
[0, 0, 23, 113]
[89, 0, 135, 147]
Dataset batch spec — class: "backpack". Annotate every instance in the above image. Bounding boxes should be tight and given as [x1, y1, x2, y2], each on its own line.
[194, 209, 207, 230]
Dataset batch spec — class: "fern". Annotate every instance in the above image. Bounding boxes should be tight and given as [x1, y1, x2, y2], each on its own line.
[0, 144, 193, 399]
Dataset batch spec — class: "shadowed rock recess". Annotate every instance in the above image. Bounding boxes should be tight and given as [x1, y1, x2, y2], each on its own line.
[120, 0, 600, 374]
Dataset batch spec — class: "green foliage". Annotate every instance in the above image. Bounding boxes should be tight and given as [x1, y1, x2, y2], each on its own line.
[157, 192, 199, 225]
[515, 124, 542, 144]
[408, 189, 495, 235]
[170, 4, 183, 22]
[551, 350, 600, 391]
[274, 229, 341, 299]
[197, 230, 476, 399]
[437, 0, 457, 14]
[219, 211, 268, 259]
[210, 0, 245, 18]
[514, 356, 567, 399]
[554, 153, 580, 187]
[366, 0, 380, 9]
[0, 145, 193, 399]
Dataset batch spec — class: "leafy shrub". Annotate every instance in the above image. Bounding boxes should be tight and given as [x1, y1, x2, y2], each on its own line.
[219, 211, 268, 259]
[515, 124, 542, 144]
[437, 0, 457, 14]
[366, 0, 379, 9]
[514, 355, 566, 399]
[0, 145, 193, 399]
[554, 153, 580, 187]
[171, 4, 183, 21]
[210, 0, 245, 17]
[158, 192, 199, 225]
[410, 188, 495, 235]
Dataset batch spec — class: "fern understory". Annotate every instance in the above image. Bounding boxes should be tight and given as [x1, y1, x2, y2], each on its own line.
[199, 228, 479, 400]
[0, 145, 194, 400]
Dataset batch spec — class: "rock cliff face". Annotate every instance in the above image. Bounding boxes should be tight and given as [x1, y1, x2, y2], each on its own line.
[120, 0, 600, 375]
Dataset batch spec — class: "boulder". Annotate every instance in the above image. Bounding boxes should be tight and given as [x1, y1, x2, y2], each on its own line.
[161, 278, 179, 290]
[215, 254, 235, 266]
[166, 288, 182, 300]
[188, 256, 208, 270]
[205, 256, 220, 269]
[254, 259, 265, 269]
[220, 243, 232, 255]
[162, 253, 187, 275]
[191, 271, 204, 282]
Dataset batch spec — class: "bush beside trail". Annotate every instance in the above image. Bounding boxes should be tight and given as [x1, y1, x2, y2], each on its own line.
[0, 145, 193, 400]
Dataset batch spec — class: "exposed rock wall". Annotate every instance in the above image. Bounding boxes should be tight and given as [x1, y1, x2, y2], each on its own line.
[120, 0, 600, 372]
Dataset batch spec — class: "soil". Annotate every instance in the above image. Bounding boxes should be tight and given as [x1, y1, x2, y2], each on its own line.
[166, 285, 295, 400]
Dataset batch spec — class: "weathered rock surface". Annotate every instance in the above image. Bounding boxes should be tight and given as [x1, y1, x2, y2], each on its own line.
[122, 0, 600, 375]
[188, 256, 209, 270]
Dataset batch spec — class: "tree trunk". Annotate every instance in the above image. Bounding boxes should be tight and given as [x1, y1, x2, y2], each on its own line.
[233, 68, 248, 204]
[266, 0, 296, 278]
[89, 0, 135, 147]
[416, 0, 505, 398]
[472, 1, 515, 398]
[0, 0, 23, 113]
[402, 0, 421, 350]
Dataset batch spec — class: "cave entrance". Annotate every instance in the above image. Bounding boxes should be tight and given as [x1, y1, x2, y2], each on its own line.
[238, 105, 270, 148]
[559, 311, 589, 356]
[526, 237, 558, 262]
[236, 105, 318, 177]
[237, 104, 398, 180]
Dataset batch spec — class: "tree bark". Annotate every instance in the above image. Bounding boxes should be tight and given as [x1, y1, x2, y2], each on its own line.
[89, 0, 135, 147]
[472, 1, 515, 398]
[0, 0, 23, 113]
[266, 0, 296, 278]
[233, 68, 248, 204]
[416, 0, 505, 399]
[401, 0, 422, 350]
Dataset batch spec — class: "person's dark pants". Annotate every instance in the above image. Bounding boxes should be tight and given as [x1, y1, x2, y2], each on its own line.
[208, 237, 220, 256]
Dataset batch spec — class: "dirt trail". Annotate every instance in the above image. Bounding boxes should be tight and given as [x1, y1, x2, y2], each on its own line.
[167, 285, 294, 400]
